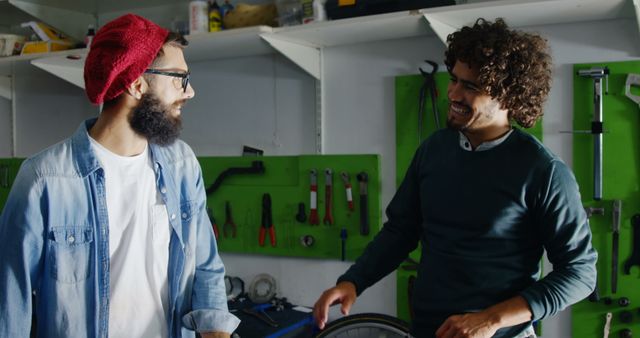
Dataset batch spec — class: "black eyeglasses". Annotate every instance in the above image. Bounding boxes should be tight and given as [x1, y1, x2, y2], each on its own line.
[144, 69, 190, 92]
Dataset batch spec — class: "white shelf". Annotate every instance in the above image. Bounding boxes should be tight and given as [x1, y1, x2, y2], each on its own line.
[422, 0, 633, 42]
[1, 0, 637, 86]
[0, 48, 86, 77]
[30, 49, 86, 88]
[184, 25, 275, 63]
[270, 10, 431, 48]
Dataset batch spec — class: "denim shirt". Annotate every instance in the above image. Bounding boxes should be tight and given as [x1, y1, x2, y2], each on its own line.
[0, 119, 240, 337]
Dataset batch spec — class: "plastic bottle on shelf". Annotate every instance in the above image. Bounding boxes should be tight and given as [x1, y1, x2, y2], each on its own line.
[84, 25, 95, 48]
[208, 0, 222, 32]
[313, 0, 327, 22]
[189, 0, 209, 34]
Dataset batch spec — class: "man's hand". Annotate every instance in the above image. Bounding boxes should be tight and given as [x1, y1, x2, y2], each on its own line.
[435, 295, 532, 338]
[435, 312, 500, 338]
[200, 332, 231, 338]
[313, 281, 357, 329]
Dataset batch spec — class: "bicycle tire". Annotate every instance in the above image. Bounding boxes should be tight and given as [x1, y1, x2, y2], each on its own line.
[314, 313, 412, 338]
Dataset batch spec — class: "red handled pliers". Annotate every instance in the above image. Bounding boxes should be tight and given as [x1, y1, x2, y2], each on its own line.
[259, 193, 276, 247]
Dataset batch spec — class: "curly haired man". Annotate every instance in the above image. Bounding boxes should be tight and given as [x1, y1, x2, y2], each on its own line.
[313, 18, 597, 338]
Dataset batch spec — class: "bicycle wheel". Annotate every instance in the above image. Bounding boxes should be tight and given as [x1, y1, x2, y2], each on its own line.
[315, 313, 412, 338]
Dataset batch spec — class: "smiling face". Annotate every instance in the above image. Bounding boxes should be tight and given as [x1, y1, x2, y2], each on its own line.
[446, 61, 507, 134]
[129, 45, 195, 146]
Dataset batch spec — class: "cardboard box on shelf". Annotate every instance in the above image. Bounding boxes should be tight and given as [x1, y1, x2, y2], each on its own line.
[21, 40, 73, 54]
[18, 21, 75, 55]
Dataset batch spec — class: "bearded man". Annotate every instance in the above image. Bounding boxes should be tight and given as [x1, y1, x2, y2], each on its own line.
[0, 14, 238, 338]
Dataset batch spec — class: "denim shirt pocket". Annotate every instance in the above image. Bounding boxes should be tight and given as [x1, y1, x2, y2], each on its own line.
[48, 226, 94, 283]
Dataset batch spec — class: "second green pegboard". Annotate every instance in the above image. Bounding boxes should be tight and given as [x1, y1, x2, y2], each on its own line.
[199, 154, 381, 261]
[572, 60, 640, 338]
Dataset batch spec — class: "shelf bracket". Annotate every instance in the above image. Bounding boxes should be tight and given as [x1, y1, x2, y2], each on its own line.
[30, 52, 86, 89]
[260, 33, 321, 80]
[422, 13, 458, 45]
[8, 0, 96, 41]
[260, 33, 325, 153]
[634, 0, 640, 40]
[0, 76, 11, 101]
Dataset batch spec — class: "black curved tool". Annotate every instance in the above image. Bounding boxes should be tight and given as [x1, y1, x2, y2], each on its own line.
[206, 161, 265, 195]
[623, 214, 640, 275]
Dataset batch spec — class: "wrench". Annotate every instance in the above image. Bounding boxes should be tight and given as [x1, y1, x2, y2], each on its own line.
[603, 312, 612, 338]
[340, 172, 354, 212]
[356, 172, 369, 236]
[309, 169, 319, 225]
[612, 200, 621, 293]
[323, 168, 334, 225]
[623, 214, 640, 275]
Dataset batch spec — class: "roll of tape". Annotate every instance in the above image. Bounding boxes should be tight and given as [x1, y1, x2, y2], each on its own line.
[248, 273, 277, 303]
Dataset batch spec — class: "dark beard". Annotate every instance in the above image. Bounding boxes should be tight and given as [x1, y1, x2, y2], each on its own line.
[129, 93, 182, 146]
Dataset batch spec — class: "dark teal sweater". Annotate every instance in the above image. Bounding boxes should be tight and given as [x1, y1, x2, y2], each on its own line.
[338, 128, 597, 338]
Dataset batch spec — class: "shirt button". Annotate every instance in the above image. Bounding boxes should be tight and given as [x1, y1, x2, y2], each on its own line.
[161, 187, 167, 194]
[182, 212, 188, 219]
[67, 235, 75, 243]
[171, 214, 176, 220]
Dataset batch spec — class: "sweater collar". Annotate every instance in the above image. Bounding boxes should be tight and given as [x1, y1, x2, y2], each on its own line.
[458, 129, 514, 152]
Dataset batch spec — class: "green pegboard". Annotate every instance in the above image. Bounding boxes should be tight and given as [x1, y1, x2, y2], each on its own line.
[0, 155, 380, 262]
[394, 73, 543, 325]
[199, 155, 381, 260]
[572, 61, 640, 338]
[0, 158, 24, 213]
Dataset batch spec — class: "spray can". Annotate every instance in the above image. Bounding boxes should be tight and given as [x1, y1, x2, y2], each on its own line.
[189, 0, 209, 34]
[84, 25, 95, 48]
[209, 0, 222, 32]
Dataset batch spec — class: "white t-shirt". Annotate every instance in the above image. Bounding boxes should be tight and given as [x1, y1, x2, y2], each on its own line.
[90, 137, 171, 338]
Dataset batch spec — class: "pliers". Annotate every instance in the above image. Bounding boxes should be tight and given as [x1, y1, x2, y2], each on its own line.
[418, 60, 440, 143]
[259, 193, 276, 247]
[223, 201, 237, 238]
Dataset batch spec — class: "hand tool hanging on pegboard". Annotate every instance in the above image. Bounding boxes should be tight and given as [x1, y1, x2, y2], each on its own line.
[623, 214, 640, 275]
[295, 203, 306, 223]
[418, 60, 441, 144]
[223, 201, 237, 238]
[0, 164, 9, 188]
[611, 200, 621, 293]
[206, 161, 265, 195]
[340, 226, 348, 261]
[259, 193, 276, 247]
[624, 73, 640, 107]
[323, 168, 334, 225]
[340, 172, 354, 212]
[577, 67, 609, 201]
[357, 172, 369, 236]
[584, 205, 605, 302]
[602, 312, 612, 338]
[309, 169, 319, 225]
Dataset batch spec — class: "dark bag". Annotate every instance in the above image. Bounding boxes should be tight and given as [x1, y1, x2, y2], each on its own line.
[325, 0, 456, 20]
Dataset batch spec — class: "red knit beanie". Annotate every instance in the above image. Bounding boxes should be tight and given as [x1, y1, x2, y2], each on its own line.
[84, 14, 169, 104]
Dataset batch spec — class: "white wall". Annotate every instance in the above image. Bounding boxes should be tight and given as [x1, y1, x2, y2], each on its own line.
[1, 17, 639, 338]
